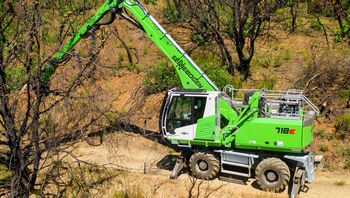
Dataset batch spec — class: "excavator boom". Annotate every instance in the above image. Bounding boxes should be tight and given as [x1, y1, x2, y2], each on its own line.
[43, 0, 218, 91]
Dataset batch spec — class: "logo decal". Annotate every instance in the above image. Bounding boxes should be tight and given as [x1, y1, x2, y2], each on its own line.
[172, 55, 203, 88]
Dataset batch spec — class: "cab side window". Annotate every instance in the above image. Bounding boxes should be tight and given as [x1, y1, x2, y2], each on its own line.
[166, 97, 193, 132]
[166, 96, 207, 133]
[193, 97, 206, 122]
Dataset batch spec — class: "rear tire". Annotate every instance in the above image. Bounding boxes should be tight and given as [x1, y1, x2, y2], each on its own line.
[189, 152, 220, 180]
[255, 157, 290, 193]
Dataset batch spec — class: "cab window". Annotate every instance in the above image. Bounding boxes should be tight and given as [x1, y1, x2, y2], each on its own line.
[166, 96, 206, 133]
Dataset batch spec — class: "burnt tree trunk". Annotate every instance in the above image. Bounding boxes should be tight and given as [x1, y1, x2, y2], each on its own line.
[290, 0, 298, 32]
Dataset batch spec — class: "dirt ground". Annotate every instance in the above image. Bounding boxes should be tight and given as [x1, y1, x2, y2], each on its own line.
[72, 132, 350, 198]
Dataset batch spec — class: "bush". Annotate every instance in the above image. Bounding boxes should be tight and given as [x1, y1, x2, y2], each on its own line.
[335, 114, 350, 139]
[273, 57, 283, 68]
[194, 55, 237, 89]
[253, 48, 287, 68]
[307, 0, 334, 17]
[0, 164, 12, 185]
[259, 75, 276, 90]
[344, 160, 350, 170]
[319, 144, 329, 152]
[339, 147, 350, 157]
[191, 30, 211, 46]
[163, 2, 182, 23]
[340, 89, 350, 108]
[310, 19, 323, 32]
[283, 50, 291, 61]
[143, 0, 157, 5]
[340, 90, 350, 100]
[5, 66, 26, 92]
[143, 62, 179, 95]
[315, 130, 329, 139]
[335, 24, 350, 43]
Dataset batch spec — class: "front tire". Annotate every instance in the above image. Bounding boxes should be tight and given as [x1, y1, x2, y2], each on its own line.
[255, 157, 290, 193]
[189, 152, 220, 180]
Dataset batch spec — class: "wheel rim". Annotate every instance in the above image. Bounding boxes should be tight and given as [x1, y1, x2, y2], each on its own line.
[263, 169, 279, 185]
[197, 160, 209, 172]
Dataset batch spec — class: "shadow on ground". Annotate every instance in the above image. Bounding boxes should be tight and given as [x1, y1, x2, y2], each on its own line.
[156, 154, 259, 189]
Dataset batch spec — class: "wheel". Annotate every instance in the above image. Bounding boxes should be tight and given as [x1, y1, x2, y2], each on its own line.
[189, 152, 220, 180]
[255, 157, 290, 193]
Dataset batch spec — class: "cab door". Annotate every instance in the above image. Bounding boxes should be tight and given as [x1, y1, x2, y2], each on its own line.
[165, 95, 207, 140]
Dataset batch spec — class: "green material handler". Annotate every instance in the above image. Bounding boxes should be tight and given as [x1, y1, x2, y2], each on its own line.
[42, 1, 321, 197]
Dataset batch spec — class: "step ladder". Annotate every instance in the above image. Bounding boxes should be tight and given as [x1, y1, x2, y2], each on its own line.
[216, 150, 259, 178]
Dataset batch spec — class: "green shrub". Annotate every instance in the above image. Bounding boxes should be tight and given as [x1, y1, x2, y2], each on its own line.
[253, 53, 285, 68]
[143, 0, 157, 5]
[345, 1, 350, 13]
[259, 75, 276, 90]
[340, 89, 350, 100]
[283, 50, 292, 61]
[310, 19, 323, 32]
[143, 62, 179, 95]
[127, 63, 139, 72]
[307, 0, 334, 17]
[252, 56, 270, 68]
[163, 2, 182, 23]
[5, 66, 26, 92]
[339, 147, 350, 157]
[273, 57, 283, 68]
[335, 24, 350, 43]
[191, 30, 211, 46]
[344, 160, 350, 170]
[319, 144, 329, 152]
[194, 55, 236, 89]
[117, 52, 124, 66]
[315, 130, 328, 139]
[339, 89, 350, 107]
[335, 114, 350, 139]
[0, 164, 12, 185]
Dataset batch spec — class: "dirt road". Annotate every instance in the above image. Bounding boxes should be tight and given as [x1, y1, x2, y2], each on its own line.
[73, 132, 350, 198]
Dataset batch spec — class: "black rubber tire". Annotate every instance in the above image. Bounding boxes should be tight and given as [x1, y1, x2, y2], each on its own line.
[255, 157, 290, 193]
[189, 152, 220, 180]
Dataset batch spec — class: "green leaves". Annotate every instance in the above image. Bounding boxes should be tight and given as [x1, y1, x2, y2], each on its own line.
[143, 62, 179, 95]
[5, 66, 26, 92]
[163, 2, 182, 23]
[335, 24, 350, 43]
[335, 114, 350, 140]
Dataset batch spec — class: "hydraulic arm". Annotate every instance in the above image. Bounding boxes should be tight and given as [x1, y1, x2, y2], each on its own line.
[43, 0, 218, 91]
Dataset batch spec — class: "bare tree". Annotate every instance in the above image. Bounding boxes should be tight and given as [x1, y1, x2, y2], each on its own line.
[226, 0, 284, 79]
[295, 47, 350, 113]
[0, 1, 117, 196]
[289, 0, 299, 32]
[164, 0, 284, 80]
[327, 0, 350, 42]
[186, 176, 226, 198]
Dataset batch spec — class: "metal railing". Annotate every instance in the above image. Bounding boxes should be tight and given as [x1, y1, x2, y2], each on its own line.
[222, 85, 319, 120]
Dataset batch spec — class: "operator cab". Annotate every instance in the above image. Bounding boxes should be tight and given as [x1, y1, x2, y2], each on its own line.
[160, 88, 219, 142]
